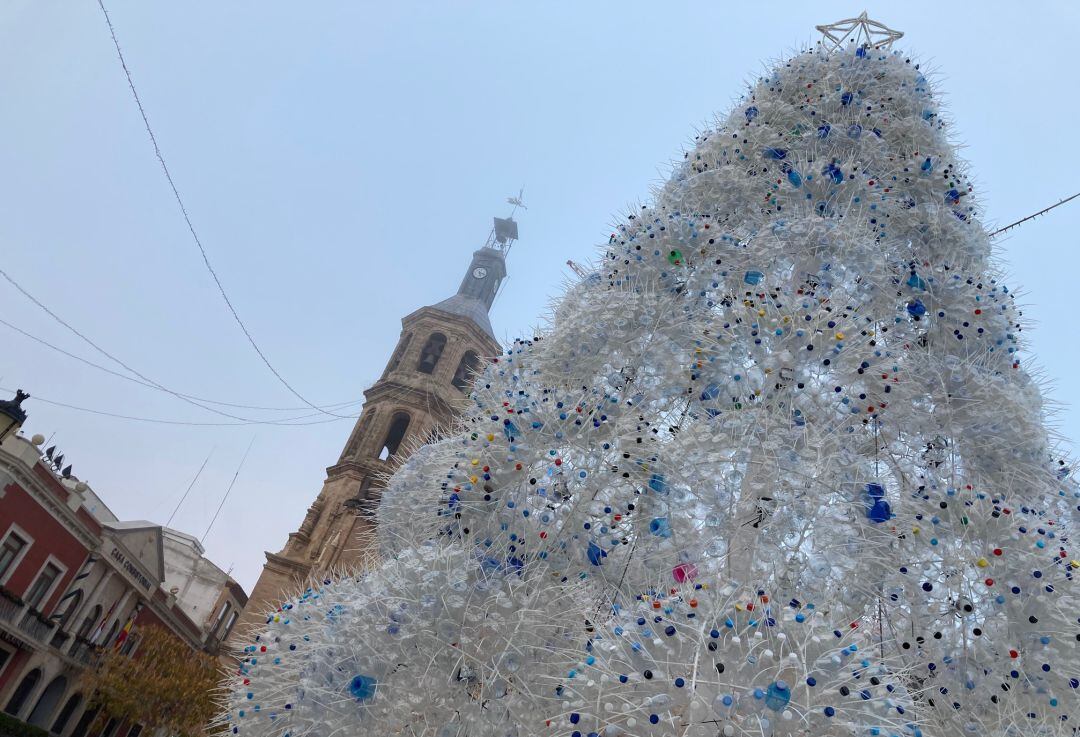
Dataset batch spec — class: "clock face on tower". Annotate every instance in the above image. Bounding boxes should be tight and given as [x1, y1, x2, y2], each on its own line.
[472, 267, 488, 279]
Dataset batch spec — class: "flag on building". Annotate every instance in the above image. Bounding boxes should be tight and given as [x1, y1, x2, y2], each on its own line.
[113, 602, 143, 650]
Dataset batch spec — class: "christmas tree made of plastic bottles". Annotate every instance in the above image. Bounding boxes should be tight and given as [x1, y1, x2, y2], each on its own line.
[224, 24, 1078, 737]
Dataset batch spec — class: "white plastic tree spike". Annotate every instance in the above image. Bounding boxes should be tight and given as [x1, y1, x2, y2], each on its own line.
[222, 25, 1078, 737]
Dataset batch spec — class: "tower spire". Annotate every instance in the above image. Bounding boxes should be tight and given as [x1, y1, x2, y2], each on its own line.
[430, 194, 522, 339]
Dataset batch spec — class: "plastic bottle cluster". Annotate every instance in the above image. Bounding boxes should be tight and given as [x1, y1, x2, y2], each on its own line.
[223, 39, 1078, 737]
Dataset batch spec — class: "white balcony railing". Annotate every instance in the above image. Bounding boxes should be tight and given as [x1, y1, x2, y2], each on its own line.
[0, 594, 21, 624]
[0, 590, 85, 659]
[18, 608, 57, 644]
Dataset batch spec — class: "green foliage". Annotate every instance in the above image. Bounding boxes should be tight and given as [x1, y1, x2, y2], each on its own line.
[81, 625, 221, 737]
[0, 712, 49, 737]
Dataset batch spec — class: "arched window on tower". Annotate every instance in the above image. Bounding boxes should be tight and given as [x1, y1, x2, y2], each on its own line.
[416, 333, 447, 374]
[344, 477, 375, 514]
[451, 350, 481, 392]
[378, 412, 411, 460]
[383, 333, 412, 377]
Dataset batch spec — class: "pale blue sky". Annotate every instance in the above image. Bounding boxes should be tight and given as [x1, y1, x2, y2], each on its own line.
[1, 2, 1077, 592]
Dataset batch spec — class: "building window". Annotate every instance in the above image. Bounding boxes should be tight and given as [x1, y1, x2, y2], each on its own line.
[210, 602, 231, 639]
[125, 725, 143, 737]
[0, 532, 27, 582]
[100, 717, 120, 737]
[416, 333, 447, 374]
[385, 333, 412, 376]
[69, 706, 99, 737]
[69, 705, 99, 737]
[378, 412, 411, 460]
[27, 675, 68, 728]
[451, 350, 481, 392]
[344, 478, 374, 513]
[341, 409, 376, 460]
[52, 693, 83, 736]
[4, 667, 41, 716]
[25, 562, 62, 611]
[221, 610, 239, 641]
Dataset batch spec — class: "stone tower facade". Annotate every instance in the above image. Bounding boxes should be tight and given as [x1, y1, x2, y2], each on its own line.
[233, 232, 512, 638]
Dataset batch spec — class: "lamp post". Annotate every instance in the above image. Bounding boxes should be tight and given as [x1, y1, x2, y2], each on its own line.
[0, 389, 29, 443]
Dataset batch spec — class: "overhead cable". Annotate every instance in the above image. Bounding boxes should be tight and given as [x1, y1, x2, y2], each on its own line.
[95, 0, 350, 419]
[0, 385, 353, 427]
[0, 268, 360, 426]
[201, 436, 255, 543]
[165, 446, 214, 527]
[0, 316, 362, 412]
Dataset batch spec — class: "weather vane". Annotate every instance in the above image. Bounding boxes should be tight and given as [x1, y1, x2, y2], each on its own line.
[816, 12, 903, 51]
[506, 187, 527, 216]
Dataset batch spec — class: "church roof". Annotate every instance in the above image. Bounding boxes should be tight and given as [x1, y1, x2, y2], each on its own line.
[430, 293, 496, 339]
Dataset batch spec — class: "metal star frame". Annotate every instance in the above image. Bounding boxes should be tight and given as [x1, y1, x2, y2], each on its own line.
[816, 12, 903, 51]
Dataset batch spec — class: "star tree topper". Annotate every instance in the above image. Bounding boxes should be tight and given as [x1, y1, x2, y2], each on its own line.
[816, 12, 903, 51]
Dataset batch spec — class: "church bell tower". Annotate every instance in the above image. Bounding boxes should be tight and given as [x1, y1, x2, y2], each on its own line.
[233, 212, 520, 638]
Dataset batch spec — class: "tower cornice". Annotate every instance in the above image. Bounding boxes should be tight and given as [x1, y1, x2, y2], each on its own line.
[401, 305, 501, 356]
[325, 457, 388, 482]
[362, 378, 456, 417]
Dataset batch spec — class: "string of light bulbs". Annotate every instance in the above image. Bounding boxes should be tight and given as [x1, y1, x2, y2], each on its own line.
[95, 0, 352, 420]
[0, 267, 360, 426]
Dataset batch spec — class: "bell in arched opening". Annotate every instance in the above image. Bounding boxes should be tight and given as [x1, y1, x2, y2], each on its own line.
[416, 333, 447, 374]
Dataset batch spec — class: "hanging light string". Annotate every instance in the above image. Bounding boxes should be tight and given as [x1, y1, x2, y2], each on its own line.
[0, 267, 359, 425]
[95, 0, 350, 419]
[988, 191, 1080, 237]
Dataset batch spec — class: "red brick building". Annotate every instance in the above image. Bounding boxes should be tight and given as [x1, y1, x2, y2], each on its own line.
[0, 395, 246, 737]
